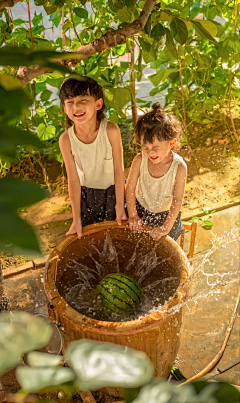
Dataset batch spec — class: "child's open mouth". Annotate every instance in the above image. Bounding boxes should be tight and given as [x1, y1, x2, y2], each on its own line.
[73, 112, 85, 118]
[150, 156, 159, 161]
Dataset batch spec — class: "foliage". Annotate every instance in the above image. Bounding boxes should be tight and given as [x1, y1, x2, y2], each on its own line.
[0, 311, 239, 403]
[0, 0, 239, 254]
[191, 208, 216, 230]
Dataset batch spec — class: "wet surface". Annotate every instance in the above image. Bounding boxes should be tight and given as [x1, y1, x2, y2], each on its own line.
[1, 205, 240, 390]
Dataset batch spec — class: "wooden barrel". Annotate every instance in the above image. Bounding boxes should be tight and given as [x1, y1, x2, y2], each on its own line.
[44, 221, 189, 383]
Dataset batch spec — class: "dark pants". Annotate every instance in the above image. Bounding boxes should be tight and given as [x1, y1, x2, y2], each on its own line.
[81, 185, 116, 227]
[136, 199, 184, 241]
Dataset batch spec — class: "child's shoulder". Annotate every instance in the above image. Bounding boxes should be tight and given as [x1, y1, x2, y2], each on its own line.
[59, 130, 70, 146]
[174, 153, 187, 173]
[106, 120, 120, 134]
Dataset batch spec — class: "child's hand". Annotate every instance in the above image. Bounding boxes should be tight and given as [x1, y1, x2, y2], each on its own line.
[66, 221, 82, 239]
[129, 216, 144, 232]
[149, 226, 169, 241]
[115, 205, 127, 225]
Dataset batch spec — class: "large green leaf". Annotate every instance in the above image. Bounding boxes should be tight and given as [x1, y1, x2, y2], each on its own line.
[0, 125, 45, 161]
[73, 7, 88, 19]
[0, 47, 81, 76]
[0, 85, 32, 123]
[108, 0, 125, 12]
[16, 366, 76, 393]
[0, 177, 49, 210]
[65, 339, 154, 391]
[151, 23, 165, 41]
[0, 205, 42, 254]
[170, 17, 188, 45]
[0, 312, 52, 374]
[27, 352, 63, 367]
[165, 27, 178, 59]
[37, 124, 56, 141]
[192, 21, 215, 42]
[40, 89, 52, 102]
[117, 6, 133, 22]
[104, 87, 131, 114]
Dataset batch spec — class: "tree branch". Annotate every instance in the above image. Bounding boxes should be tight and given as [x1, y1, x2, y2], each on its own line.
[15, 0, 157, 85]
[0, 0, 23, 11]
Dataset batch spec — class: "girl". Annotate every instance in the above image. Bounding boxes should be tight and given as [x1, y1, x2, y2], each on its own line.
[59, 77, 126, 239]
[126, 103, 186, 241]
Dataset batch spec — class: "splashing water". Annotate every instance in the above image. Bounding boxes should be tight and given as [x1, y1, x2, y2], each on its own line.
[58, 228, 239, 323]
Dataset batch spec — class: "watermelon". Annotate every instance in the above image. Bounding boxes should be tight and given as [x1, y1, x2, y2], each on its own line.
[96, 273, 143, 314]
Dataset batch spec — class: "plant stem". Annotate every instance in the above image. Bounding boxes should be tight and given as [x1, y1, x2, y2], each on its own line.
[227, 0, 238, 139]
[178, 46, 191, 149]
[27, 1, 34, 48]
[62, 7, 65, 50]
[129, 41, 138, 144]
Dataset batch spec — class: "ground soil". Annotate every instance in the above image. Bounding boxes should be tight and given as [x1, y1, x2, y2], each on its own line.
[1, 127, 239, 270]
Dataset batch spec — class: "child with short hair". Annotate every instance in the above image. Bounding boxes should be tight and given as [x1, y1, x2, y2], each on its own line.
[59, 77, 126, 239]
[126, 103, 186, 241]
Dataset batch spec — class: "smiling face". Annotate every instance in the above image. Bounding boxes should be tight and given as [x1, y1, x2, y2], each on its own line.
[140, 136, 177, 164]
[63, 92, 103, 125]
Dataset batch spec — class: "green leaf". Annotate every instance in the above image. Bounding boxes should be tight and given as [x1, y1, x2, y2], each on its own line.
[65, 339, 154, 390]
[170, 17, 188, 45]
[40, 89, 52, 102]
[0, 125, 44, 161]
[197, 20, 218, 37]
[117, 6, 133, 22]
[37, 124, 56, 141]
[151, 23, 165, 41]
[165, 2, 182, 11]
[203, 220, 213, 227]
[73, 7, 88, 19]
[192, 21, 215, 42]
[142, 49, 156, 64]
[0, 312, 53, 375]
[109, 0, 125, 12]
[0, 85, 32, 123]
[0, 177, 49, 210]
[108, 112, 119, 124]
[133, 379, 196, 402]
[144, 15, 151, 36]
[165, 27, 177, 59]
[16, 366, 76, 393]
[27, 352, 63, 367]
[0, 206, 42, 254]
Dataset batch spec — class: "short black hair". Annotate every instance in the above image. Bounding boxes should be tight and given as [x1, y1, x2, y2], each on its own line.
[59, 77, 106, 122]
[135, 102, 182, 151]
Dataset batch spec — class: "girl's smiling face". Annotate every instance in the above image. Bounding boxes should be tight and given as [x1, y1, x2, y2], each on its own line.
[63, 92, 103, 124]
[140, 136, 176, 164]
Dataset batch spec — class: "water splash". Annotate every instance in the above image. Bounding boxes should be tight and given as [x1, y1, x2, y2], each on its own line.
[62, 228, 239, 322]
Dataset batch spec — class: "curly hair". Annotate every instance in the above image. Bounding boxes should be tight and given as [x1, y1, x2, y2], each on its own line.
[59, 77, 106, 126]
[135, 103, 182, 151]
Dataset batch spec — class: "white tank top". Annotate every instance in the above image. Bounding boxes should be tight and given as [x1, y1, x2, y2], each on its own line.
[136, 152, 183, 213]
[68, 119, 115, 189]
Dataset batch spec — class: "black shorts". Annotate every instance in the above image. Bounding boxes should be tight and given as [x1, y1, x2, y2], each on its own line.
[81, 185, 116, 227]
[136, 199, 184, 241]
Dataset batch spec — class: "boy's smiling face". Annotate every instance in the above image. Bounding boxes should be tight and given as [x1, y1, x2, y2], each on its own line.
[63, 91, 103, 124]
[141, 136, 176, 164]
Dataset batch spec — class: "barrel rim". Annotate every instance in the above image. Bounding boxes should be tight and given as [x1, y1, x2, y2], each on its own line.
[44, 221, 190, 336]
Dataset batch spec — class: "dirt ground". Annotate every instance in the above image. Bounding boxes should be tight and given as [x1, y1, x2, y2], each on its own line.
[0, 137, 239, 270]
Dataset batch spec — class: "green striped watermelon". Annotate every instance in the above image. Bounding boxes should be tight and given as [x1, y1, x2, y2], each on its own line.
[96, 273, 143, 314]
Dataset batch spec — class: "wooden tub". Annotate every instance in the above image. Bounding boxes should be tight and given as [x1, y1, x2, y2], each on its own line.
[44, 221, 189, 382]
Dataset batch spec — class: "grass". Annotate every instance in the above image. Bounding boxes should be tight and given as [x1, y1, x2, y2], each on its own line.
[53, 204, 72, 214]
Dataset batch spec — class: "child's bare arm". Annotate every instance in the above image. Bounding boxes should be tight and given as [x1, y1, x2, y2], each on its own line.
[150, 160, 187, 240]
[107, 122, 127, 225]
[125, 154, 144, 231]
[59, 131, 82, 238]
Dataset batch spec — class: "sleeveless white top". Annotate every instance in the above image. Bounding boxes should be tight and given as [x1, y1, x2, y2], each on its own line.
[136, 152, 183, 213]
[68, 119, 115, 189]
